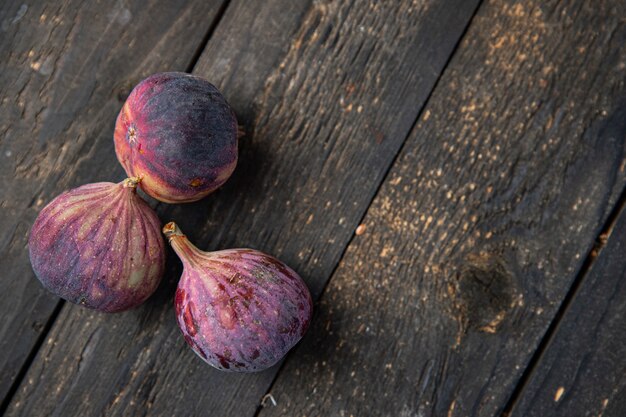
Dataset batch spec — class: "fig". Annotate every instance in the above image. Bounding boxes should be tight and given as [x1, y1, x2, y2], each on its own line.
[114, 72, 238, 203]
[163, 222, 313, 372]
[29, 178, 165, 312]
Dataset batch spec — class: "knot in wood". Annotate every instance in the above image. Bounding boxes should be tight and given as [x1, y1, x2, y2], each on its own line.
[454, 252, 521, 334]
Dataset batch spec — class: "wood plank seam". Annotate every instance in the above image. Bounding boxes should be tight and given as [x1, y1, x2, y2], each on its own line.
[184, 0, 232, 73]
[251, 1, 487, 414]
[0, 301, 63, 416]
[501, 183, 626, 417]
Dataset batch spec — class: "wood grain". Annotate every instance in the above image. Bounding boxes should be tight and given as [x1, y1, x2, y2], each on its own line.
[4, 0, 481, 416]
[257, 1, 626, 416]
[510, 203, 626, 416]
[0, 0, 227, 405]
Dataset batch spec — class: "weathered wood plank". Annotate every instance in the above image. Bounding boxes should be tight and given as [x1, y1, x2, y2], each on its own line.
[4, 0, 481, 416]
[510, 203, 626, 416]
[0, 0, 227, 406]
[256, 1, 626, 416]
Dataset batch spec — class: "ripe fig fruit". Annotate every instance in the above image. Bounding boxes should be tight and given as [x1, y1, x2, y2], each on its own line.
[163, 222, 313, 372]
[29, 178, 165, 312]
[114, 72, 238, 203]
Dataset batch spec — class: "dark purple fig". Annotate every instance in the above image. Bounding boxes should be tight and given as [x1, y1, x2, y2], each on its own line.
[114, 72, 238, 203]
[29, 178, 165, 312]
[163, 222, 313, 372]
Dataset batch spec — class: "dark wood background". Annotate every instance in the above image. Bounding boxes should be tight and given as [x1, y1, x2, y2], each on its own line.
[1, 0, 625, 416]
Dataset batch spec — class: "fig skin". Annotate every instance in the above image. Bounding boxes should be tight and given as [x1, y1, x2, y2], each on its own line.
[163, 222, 313, 372]
[28, 178, 165, 312]
[114, 72, 238, 203]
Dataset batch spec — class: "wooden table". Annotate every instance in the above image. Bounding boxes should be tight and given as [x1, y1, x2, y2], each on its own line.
[1, 1, 625, 416]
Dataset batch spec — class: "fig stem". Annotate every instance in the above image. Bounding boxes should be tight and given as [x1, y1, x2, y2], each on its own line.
[163, 222, 206, 266]
[163, 222, 184, 240]
[122, 177, 143, 189]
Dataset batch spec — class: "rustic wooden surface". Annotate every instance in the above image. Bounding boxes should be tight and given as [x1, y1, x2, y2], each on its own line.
[1, 0, 625, 416]
[256, 1, 626, 416]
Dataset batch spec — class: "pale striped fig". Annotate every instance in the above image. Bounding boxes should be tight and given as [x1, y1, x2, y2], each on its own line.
[163, 222, 313, 372]
[29, 178, 165, 312]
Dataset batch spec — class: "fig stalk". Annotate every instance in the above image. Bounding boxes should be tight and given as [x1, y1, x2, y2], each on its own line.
[122, 176, 143, 188]
[163, 222, 205, 264]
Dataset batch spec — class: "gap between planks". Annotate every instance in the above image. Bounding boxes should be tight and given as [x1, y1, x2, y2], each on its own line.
[0, 301, 63, 417]
[185, 0, 232, 73]
[501, 181, 626, 416]
[0, 1, 233, 413]
[251, 1, 486, 415]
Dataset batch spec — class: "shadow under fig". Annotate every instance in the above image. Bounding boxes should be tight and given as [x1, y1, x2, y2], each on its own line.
[156, 126, 271, 247]
[269, 293, 354, 386]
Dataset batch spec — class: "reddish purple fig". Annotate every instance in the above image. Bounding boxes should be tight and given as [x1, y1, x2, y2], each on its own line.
[114, 72, 238, 203]
[29, 178, 165, 312]
[163, 222, 313, 372]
